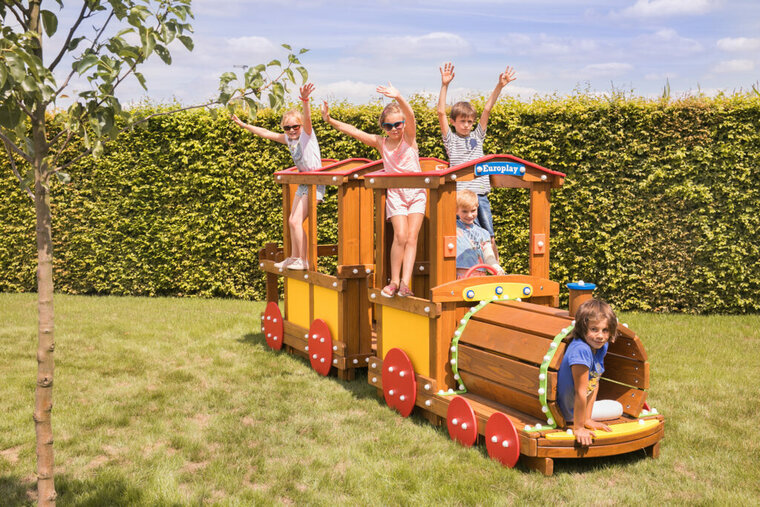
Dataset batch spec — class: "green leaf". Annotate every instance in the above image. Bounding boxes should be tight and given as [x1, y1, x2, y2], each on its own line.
[178, 35, 194, 51]
[41, 10, 58, 37]
[67, 36, 86, 51]
[296, 66, 308, 84]
[154, 45, 172, 65]
[75, 54, 98, 74]
[267, 59, 281, 67]
[0, 66, 7, 89]
[284, 68, 295, 85]
[0, 100, 22, 129]
[299, 48, 309, 54]
[55, 171, 71, 184]
[134, 71, 147, 91]
[281, 43, 292, 50]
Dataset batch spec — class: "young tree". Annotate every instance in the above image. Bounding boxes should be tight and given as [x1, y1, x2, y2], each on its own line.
[0, 1, 307, 504]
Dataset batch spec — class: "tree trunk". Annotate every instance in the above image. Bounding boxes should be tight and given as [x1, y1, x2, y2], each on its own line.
[34, 175, 56, 505]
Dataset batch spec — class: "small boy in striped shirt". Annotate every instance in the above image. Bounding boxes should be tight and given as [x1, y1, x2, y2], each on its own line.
[437, 62, 516, 258]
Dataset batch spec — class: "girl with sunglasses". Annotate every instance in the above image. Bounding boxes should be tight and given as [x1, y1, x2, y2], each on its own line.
[321, 84, 425, 297]
[232, 83, 322, 271]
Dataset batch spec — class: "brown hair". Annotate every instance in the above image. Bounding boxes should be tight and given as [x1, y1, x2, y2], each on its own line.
[378, 102, 402, 127]
[450, 101, 476, 121]
[568, 298, 618, 344]
[457, 189, 478, 209]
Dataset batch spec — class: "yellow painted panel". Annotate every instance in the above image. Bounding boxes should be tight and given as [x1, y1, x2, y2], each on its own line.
[313, 285, 340, 341]
[286, 278, 311, 329]
[381, 306, 430, 376]
[462, 282, 533, 302]
[544, 419, 660, 441]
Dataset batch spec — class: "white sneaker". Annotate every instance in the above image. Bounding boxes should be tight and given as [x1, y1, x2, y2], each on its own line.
[274, 257, 294, 269]
[287, 258, 306, 270]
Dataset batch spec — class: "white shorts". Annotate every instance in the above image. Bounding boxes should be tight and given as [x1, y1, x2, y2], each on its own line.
[295, 184, 325, 201]
[386, 187, 426, 218]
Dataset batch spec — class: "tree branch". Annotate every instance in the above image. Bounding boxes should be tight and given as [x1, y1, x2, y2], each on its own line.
[3, 140, 34, 200]
[51, 10, 115, 103]
[6, 2, 28, 29]
[0, 130, 32, 163]
[52, 101, 218, 175]
[48, 2, 90, 72]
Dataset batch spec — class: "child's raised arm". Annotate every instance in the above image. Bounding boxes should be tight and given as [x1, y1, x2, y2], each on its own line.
[479, 65, 516, 131]
[231, 114, 285, 144]
[377, 83, 417, 147]
[437, 62, 455, 136]
[321, 101, 382, 150]
[299, 83, 315, 136]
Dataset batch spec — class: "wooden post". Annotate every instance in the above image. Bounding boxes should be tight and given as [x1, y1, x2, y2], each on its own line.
[528, 182, 551, 280]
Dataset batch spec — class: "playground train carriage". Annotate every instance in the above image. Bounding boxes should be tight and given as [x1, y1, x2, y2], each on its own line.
[258, 154, 664, 475]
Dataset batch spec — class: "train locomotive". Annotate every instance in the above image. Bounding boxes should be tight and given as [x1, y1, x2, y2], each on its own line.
[258, 154, 664, 475]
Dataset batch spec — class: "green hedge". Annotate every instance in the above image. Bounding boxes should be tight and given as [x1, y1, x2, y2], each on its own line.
[1, 94, 759, 312]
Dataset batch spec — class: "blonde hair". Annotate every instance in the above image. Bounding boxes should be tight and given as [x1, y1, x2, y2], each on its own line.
[378, 102, 402, 127]
[457, 189, 478, 209]
[450, 101, 476, 121]
[281, 109, 303, 126]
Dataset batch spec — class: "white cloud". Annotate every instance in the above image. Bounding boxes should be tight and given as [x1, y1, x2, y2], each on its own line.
[225, 36, 281, 58]
[315, 80, 380, 104]
[634, 29, 702, 56]
[619, 0, 718, 18]
[717, 37, 760, 52]
[712, 59, 755, 73]
[501, 32, 598, 56]
[358, 32, 471, 60]
[644, 72, 678, 80]
[580, 62, 633, 78]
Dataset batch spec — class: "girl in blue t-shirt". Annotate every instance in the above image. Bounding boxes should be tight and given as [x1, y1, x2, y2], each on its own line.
[557, 298, 624, 446]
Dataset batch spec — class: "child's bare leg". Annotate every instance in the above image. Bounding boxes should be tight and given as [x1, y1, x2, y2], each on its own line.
[389, 215, 409, 285]
[289, 194, 310, 260]
[400, 213, 424, 285]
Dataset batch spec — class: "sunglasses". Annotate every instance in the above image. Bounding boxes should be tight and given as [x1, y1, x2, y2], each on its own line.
[283, 124, 301, 131]
[381, 120, 405, 131]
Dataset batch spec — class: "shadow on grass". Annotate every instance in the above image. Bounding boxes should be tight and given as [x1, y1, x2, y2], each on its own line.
[55, 472, 177, 507]
[0, 475, 31, 507]
[547, 448, 651, 475]
[238, 332, 380, 402]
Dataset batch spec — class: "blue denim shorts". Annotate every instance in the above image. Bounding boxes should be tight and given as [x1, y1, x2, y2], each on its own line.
[475, 193, 494, 237]
[295, 184, 325, 201]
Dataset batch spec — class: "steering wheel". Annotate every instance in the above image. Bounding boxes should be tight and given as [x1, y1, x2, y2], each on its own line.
[463, 263, 499, 278]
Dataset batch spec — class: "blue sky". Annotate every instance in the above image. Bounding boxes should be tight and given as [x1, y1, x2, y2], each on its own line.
[47, 0, 760, 106]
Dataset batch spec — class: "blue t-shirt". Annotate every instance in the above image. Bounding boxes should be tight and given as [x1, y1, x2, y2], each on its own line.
[557, 338, 608, 422]
[456, 218, 491, 270]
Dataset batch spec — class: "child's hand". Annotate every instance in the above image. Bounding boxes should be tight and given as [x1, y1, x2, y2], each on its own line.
[494, 265, 505, 276]
[377, 82, 400, 100]
[440, 62, 455, 86]
[231, 114, 246, 128]
[574, 426, 595, 446]
[586, 420, 612, 433]
[320, 101, 332, 123]
[498, 66, 516, 88]
[299, 83, 315, 102]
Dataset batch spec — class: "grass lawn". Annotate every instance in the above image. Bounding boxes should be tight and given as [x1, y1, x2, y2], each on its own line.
[1, 293, 759, 505]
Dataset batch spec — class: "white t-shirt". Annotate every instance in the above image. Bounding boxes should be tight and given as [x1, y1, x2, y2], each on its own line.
[286, 130, 322, 172]
[443, 124, 490, 194]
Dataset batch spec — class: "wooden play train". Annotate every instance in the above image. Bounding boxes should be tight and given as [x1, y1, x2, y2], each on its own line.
[258, 154, 664, 475]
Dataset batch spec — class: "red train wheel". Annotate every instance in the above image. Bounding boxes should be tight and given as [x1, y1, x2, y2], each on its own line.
[262, 302, 284, 351]
[485, 412, 520, 467]
[447, 396, 478, 447]
[382, 348, 417, 417]
[308, 319, 333, 376]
